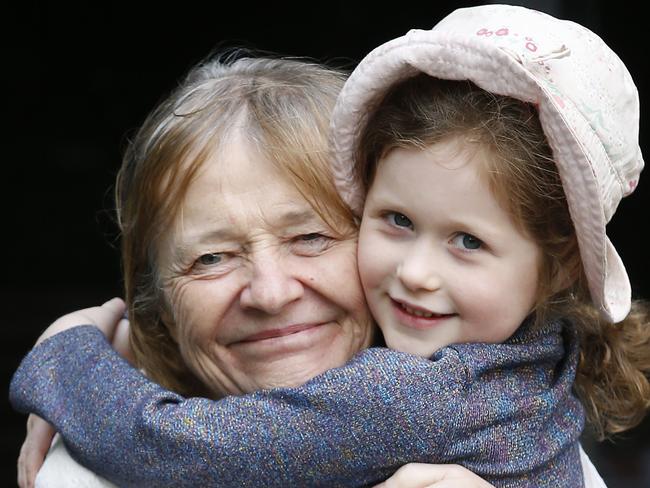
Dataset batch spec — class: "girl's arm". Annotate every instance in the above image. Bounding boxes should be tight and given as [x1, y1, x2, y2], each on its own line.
[17, 299, 130, 488]
[15, 306, 497, 488]
[10, 301, 582, 488]
[11, 322, 466, 487]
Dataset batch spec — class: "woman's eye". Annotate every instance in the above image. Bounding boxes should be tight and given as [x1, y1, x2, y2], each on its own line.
[386, 212, 413, 229]
[299, 233, 326, 242]
[190, 251, 239, 276]
[196, 253, 224, 266]
[450, 233, 483, 251]
[292, 233, 333, 255]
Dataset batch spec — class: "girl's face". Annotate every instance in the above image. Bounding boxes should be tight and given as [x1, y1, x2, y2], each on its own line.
[358, 137, 541, 357]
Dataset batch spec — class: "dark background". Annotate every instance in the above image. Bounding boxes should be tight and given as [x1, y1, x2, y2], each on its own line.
[3, 1, 648, 486]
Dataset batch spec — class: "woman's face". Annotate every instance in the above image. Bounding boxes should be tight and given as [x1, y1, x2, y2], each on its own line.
[157, 135, 373, 397]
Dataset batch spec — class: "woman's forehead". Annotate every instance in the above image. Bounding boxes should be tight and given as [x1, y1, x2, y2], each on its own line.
[172, 143, 322, 235]
[186, 135, 292, 199]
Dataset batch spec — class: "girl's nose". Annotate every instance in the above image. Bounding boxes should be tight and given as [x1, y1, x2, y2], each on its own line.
[396, 245, 442, 292]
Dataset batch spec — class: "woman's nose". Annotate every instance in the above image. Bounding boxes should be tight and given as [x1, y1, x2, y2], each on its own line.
[396, 245, 441, 292]
[239, 253, 304, 314]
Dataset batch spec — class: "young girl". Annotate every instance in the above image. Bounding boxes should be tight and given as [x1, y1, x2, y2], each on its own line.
[11, 4, 649, 488]
[330, 0, 650, 453]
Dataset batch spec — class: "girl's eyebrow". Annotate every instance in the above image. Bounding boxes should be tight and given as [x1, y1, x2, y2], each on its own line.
[444, 215, 502, 240]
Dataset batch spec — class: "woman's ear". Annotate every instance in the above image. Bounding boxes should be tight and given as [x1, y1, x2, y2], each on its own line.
[158, 297, 179, 343]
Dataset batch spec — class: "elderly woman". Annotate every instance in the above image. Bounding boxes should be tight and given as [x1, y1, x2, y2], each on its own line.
[14, 54, 496, 488]
[12, 52, 605, 487]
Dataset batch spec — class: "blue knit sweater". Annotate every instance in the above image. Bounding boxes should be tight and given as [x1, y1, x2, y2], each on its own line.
[10, 319, 584, 487]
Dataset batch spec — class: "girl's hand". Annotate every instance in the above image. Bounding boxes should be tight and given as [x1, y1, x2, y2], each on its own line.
[375, 463, 496, 488]
[17, 414, 55, 488]
[18, 298, 134, 487]
[35, 298, 132, 364]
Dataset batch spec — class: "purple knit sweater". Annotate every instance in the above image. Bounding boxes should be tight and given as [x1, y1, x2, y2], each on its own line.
[10, 319, 584, 487]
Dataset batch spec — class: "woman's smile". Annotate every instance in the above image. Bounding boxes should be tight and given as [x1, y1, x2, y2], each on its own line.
[229, 321, 339, 359]
[236, 322, 327, 342]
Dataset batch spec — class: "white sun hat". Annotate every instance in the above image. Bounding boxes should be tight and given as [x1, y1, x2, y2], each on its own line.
[330, 3, 643, 323]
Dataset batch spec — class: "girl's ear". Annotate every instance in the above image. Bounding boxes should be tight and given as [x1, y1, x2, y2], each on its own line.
[550, 265, 573, 295]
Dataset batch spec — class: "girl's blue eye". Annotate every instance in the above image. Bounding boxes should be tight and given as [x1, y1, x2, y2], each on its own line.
[451, 233, 483, 251]
[387, 212, 413, 229]
[197, 253, 223, 266]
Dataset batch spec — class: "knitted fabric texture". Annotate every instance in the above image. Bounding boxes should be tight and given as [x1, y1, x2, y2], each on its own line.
[10, 320, 584, 487]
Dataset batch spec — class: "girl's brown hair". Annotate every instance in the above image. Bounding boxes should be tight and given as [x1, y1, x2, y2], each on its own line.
[357, 74, 650, 439]
[115, 53, 354, 397]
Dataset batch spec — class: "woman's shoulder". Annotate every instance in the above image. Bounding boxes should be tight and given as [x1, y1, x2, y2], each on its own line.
[36, 435, 118, 488]
[580, 445, 609, 488]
